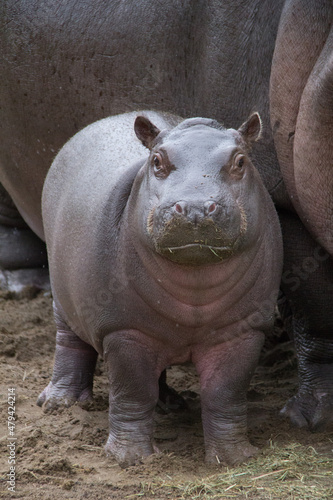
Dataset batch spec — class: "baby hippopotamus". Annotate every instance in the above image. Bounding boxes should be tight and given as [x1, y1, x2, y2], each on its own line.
[38, 111, 282, 467]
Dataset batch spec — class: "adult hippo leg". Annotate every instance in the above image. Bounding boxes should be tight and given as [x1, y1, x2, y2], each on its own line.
[37, 305, 98, 410]
[293, 29, 333, 255]
[193, 331, 265, 465]
[279, 210, 333, 430]
[103, 331, 160, 467]
[157, 368, 187, 413]
[0, 183, 48, 292]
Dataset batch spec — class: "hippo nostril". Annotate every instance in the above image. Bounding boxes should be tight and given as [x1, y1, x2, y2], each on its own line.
[204, 200, 217, 216]
[174, 201, 187, 215]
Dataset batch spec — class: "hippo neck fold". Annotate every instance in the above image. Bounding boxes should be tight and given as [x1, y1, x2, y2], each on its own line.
[133, 235, 264, 304]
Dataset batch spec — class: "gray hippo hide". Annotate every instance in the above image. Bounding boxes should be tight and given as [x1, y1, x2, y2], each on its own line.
[1, 0, 332, 438]
[0, 185, 48, 293]
[38, 111, 282, 467]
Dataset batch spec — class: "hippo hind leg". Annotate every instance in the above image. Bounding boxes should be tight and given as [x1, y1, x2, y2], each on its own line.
[280, 320, 333, 430]
[37, 304, 97, 411]
[278, 210, 333, 431]
[0, 184, 49, 294]
[157, 369, 188, 413]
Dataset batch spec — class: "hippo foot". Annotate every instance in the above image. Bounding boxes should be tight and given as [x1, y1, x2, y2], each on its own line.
[0, 267, 50, 297]
[37, 381, 94, 412]
[280, 391, 333, 431]
[37, 326, 98, 411]
[280, 356, 333, 430]
[205, 440, 259, 466]
[105, 435, 157, 468]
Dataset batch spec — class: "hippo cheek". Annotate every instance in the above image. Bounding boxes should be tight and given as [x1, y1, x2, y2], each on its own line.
[150, 205, 246, 266]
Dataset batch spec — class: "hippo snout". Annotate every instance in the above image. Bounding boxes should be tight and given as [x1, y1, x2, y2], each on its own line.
[173, 200, 218, 224]
[150, 198, 243, 265]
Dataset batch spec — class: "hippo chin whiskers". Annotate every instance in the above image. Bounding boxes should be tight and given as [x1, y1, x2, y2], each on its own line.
[237, 202, 248, 238]
[146, 207, 155, 235]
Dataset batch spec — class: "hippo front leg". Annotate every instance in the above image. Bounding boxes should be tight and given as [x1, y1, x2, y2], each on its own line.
[103, 331, 160, 468]
[194, 331, 265, 466]
[37, 309, 97, 410]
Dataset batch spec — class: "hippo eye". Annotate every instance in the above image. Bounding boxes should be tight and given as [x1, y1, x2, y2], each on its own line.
[237, 156, 244, 168]
[235, 154, 245, 169]
[152, 153, 168, 178]
[153, 155, 161, 167]
[230, 153, 246, 178]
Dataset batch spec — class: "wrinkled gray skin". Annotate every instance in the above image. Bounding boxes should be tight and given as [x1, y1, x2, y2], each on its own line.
[0, 0, 332, 435]
[38, 110, 282, 466]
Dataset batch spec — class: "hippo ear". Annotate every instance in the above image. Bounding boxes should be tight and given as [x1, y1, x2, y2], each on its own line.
[238, 112, 262, 146]
[134, 116, 161, 150]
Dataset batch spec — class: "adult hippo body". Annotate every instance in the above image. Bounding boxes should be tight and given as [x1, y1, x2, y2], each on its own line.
[0, 0, 285, 242]
[39, 111, 282, 466]
[1, 0, 333, 431]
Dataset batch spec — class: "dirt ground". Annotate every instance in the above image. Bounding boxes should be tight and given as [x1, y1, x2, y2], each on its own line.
[0, 290, 332, 499]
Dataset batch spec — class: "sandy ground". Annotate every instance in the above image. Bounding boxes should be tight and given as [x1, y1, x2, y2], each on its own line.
[0, 290, 332, 499]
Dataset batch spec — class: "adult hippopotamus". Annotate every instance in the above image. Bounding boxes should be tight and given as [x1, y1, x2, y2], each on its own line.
[37, 111, 282, 466]
[1, 0, 332, 432]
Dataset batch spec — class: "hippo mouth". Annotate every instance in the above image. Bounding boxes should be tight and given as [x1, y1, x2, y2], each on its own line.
[166, 243, 233, 254]
[157, 241, 236, 265]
